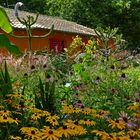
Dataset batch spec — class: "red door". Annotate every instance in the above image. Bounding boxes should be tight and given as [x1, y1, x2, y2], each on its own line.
[50, 39, 63, 53]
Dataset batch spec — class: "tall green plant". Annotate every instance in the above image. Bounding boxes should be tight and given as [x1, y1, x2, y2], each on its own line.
[0, 61, 13, 97]
[35, 77, 56, 114]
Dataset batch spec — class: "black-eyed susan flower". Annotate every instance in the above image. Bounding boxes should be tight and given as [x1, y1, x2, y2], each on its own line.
[41, 127, 61, 140]
[117, 135, 131, 140]
[0, 116, 18, 124]
[92, 130, 110, 140]
[58, 125, 74, 138]
[79, 119, 96, 126]
[30, 113, 42, 121]
[127, 128, 140, 137]
[82, 107, 96, 115]
[46, 114, 59, 126]
[108, 119, 126, 130]
[65, 120, 87, 135]
[42, 110, 50, 117]
[63, 104, 81, 114]
[94, 113, 104, 119]
[128, 102, 140, 111]
[20, 127, 41, 140]
[30, 107, 44, 114]
[0, 110, 11, 117]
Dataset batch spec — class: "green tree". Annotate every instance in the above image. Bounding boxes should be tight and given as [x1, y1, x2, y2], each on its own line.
[45, 0, 140, 49]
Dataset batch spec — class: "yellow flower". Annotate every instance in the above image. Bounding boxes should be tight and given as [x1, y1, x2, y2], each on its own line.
[133, 112, 140, 118]
[98, 109, 110, 115]
[0, 116, 18, 124]
[20, 127, 41, 140]
[63, 104, 81, 114]
[46, 114, 60, 126]
[127, 128, 140, 137]
[41, 127, 61, 140]
[79, 119, 96, 126]
[82, 107, 96, 115]
[65, 120, 87, 135]
[92, 130, 118, 140]
[0, 110, 11, 117]
[42, 110, 50, 117]
[31, 113, 42, 121]
[117, 135, 131, 140]
[127, 102, 140, 110]
[58, 125, 74, 138]
[92, 130, 110, 140]
[108, 119, 126, 130]
[94, 113, 104, 119]
[9, 136, 22, 140]
[30, 107, 44, 113]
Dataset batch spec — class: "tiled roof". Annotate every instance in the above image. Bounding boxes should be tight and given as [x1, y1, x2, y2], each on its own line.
[5, 8, 96, 36]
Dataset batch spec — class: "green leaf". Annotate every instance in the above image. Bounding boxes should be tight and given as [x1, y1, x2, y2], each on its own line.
[0, 34, 22, 56]
[0, 61, 12, 96]
[0, 6, 13, 33]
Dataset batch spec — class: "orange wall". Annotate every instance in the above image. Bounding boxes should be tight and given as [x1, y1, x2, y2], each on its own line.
[0, 28, 92, 55]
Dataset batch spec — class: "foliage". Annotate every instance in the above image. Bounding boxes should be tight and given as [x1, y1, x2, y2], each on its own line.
[0, 6, 13, 33]
[0, 34, 22, 56]
[48, 0, 140, 49]
[0, 6, 22, 56]
[0, 61, 13, 97]
[35, 77, 56, 114]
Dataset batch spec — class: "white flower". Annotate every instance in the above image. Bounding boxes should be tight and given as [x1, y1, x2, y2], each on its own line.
[65, 83, 71, 87]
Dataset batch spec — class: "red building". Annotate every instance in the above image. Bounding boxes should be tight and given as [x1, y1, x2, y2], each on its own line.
[0, 8, 96, 54]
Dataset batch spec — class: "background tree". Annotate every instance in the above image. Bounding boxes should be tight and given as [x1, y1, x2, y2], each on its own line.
[45, 0, 140, 50]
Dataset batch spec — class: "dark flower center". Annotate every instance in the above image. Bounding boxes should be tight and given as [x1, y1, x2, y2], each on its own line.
[109, 134, 113, 138]
[52, 119, 56, 122]
[116, 120, 119, 123]
[31, 130, 35, 134]
[63, 125, 68, 129]
[123, 117, 128, 123]
[3, 116, 7, 119]
[48, 130, 53, 134]
[74, 121, 79, 125]
[129, 135, 134, 139]
[81, 105, 84, 109]
[84, 119, 87, 121]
